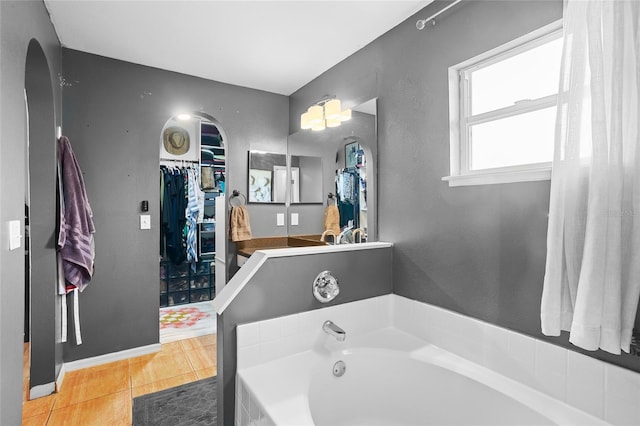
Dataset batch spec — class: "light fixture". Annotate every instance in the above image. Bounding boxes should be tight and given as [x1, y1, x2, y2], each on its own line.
[300, 96, 352, 131]
[177, 113, 192, 121]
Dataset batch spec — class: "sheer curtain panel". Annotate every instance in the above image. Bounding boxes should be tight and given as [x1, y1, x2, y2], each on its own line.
[541, 0, 640, 354]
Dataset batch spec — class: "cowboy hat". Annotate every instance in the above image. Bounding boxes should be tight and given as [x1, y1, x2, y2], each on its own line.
[163, 126, 190, 156]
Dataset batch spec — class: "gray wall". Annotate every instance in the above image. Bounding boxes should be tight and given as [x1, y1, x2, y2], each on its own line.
[290, 0, 640, 372]
[0, 1, 62, 424]
[218, 246, 393, 425]
[60, 49, 289, 361]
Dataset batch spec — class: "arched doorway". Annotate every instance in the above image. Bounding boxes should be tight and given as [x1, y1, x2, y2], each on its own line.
[24, 38, 59, 398]
[158, 111, 229, 342]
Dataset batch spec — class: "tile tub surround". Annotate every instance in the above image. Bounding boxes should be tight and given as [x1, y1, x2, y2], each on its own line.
[236, 295, 640, 426]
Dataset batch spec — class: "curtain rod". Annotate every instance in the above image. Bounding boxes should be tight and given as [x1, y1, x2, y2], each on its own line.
[416, 0, 463, 30]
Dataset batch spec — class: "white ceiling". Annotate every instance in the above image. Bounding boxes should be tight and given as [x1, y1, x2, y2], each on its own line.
[44, 0, 431, 95]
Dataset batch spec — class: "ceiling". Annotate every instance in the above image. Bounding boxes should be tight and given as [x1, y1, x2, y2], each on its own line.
[44, 0, 431, 96]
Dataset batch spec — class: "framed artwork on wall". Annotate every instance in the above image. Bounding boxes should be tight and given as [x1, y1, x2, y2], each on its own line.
[248, 169, 272, 203]
[345, 141, 358, 168]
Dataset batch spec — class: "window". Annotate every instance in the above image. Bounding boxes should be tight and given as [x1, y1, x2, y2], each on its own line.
[445, 21, 563, 186]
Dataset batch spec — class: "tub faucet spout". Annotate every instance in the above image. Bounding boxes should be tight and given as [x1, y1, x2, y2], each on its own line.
[322, 320, 346, 341]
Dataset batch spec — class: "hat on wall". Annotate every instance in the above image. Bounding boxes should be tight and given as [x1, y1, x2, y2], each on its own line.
[163, 126, 190, 156]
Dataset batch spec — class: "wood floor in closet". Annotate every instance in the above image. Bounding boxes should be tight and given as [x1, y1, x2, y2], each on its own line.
[21, 334, 216, 425]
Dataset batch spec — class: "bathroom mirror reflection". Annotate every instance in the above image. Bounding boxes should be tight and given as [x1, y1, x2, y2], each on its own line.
[287, 98, 377, 241]
[248, 151, 287, 204]
[289, 155, 323, 204]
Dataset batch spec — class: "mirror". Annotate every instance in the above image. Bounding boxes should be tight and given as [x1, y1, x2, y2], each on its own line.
[289, 155, 323, 203]
[287, 98, 377, 241]
[248, 151, 287, 203]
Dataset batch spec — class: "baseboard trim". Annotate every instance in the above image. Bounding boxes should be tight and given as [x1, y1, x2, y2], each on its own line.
[56, 363, 66, 392]
[30, 382, 55, 400]
[63, 343, 161, 373]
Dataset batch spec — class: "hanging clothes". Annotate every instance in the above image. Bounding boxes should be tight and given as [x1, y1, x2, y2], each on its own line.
[343, 171, 356, 203]
[335, 168, 359, 229]
[185, 168, 200, 271]
[161, 167, 187, 264]
[195, 167, 205, 224]
[338, 200, 355, 229]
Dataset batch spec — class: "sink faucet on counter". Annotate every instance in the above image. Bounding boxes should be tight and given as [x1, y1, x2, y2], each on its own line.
[336, 227, 365, 244]
[322, 320, 346, 341]
[320, 230, 337, 244]
[335, 228, 351, 244]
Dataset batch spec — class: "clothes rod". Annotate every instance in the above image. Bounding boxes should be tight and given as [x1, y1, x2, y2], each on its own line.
[416, 0, 462, 30]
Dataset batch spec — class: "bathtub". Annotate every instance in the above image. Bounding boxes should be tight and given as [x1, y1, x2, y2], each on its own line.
[235, 295, 608, 426]
[236, 322, 607, 426]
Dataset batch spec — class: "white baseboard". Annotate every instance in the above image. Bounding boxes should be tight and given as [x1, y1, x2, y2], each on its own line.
[30, 382, 55, 400]
[62, 343, 161, 373]
[56, 363, 66, 392]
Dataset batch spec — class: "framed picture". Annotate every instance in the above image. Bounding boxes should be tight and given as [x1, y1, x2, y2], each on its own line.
[345, 142, 359, 168]
[248, 169, 272, 203]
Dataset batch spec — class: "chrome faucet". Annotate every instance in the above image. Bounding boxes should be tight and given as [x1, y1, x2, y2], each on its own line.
[336, 228, 351, 244]
[322, 320, 346, 341]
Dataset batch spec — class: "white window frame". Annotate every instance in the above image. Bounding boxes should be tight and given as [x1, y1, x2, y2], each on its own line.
[444, 20, 563, 187]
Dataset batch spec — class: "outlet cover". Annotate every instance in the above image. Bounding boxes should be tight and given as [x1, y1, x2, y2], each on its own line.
[291, 213, 299, 226]
[276, 213, 285, 227]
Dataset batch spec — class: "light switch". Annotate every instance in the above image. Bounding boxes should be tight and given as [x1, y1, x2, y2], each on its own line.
[8, 220, 21, 250]
[291, 213, 299, 226]
[276, 213, 285, 227]
[140, 214, 151, 230]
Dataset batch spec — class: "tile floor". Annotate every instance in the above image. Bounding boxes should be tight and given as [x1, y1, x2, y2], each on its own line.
[22, 333, 216, 426]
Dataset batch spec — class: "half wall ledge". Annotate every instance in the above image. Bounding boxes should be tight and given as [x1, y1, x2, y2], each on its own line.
[211, 242, 393, 314]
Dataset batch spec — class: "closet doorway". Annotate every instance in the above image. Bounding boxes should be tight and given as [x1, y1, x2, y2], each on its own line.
[159, 112, 227, 343]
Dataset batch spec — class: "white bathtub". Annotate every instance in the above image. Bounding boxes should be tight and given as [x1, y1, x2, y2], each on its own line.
[236, 323, 608, 426]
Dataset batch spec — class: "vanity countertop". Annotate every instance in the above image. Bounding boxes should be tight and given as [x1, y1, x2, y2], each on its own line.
[236, 236, 327, 257]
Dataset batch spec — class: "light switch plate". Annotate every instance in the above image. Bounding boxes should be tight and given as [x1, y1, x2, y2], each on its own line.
[140, 214, 151, 230]
[8, 220, 21, 250]
[291, 213, 299, 226]
[276, 213, 285, 227]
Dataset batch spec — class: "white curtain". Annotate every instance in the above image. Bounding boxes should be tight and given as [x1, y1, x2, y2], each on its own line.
[541, 0, 640, 354]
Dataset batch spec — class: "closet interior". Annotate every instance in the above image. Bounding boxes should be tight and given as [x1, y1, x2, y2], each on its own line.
[159, 118, 226, 308]
[335, 142, 367, 233]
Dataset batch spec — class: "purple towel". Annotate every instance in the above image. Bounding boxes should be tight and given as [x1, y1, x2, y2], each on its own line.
[57, 136, 95, 292]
